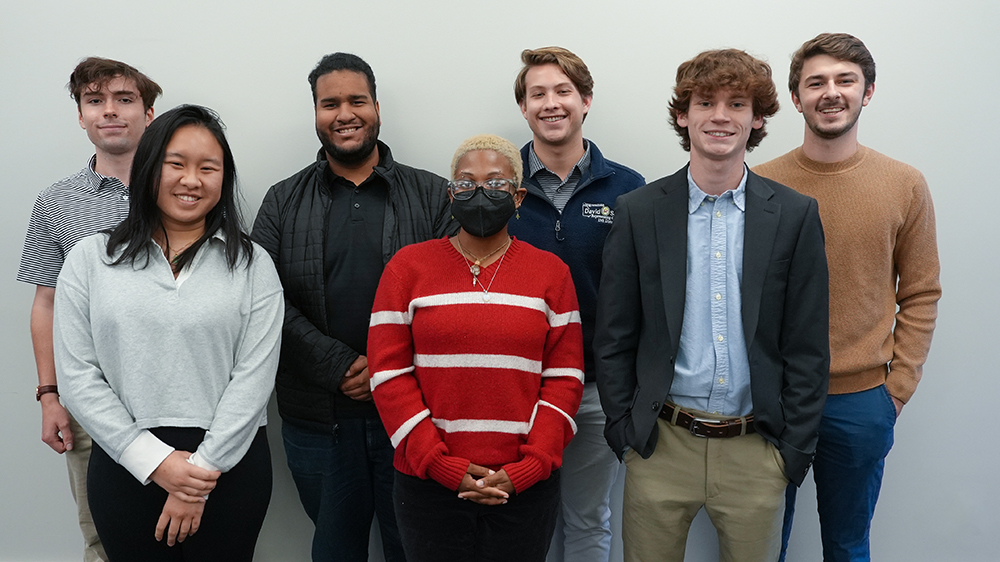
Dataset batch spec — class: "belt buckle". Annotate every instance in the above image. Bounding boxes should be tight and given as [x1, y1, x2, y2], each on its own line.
[689, 418, 718, 438]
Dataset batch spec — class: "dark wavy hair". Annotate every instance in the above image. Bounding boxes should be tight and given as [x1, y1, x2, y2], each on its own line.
[68, 56, 162, 111]
[106, 104, 253, 271]
[668, 49, 779, 153]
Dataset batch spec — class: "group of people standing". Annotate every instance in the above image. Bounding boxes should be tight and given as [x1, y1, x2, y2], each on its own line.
[19, 32, 939, 562]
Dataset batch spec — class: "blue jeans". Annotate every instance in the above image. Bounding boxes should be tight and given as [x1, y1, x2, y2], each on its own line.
[780, 384, 896, 562]
[282, 418, 405, 562]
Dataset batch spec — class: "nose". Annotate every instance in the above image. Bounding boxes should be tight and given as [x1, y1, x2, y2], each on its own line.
[103, 99, 118, 117]
[822, 81, 841, 100]
[335, 104, 356, 123]
[710, 103, 730, 122]
[179, 167, 201, 187]
[542, 92, 559, 109]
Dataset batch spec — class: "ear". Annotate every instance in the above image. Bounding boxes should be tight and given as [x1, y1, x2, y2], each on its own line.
[519, 100, 528, 120]
[581, 94, 593, 116]
[675, 112, 688, 129]
[791, 91, 804, 114]
[751, 113, 764, 130]
[514, 187, 527, 208]
[862, 82, 875, 107]
[145, 106, 155, 127]
[79, 110, 85, 130]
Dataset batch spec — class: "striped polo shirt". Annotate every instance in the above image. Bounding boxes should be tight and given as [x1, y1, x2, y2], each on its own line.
[18, 156, 130, 288]
[527, 140, 592, 213]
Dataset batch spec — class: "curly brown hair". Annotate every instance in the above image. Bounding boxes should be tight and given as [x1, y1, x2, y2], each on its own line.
[668, 49, 779, 153]
[68, 57, 161, 111]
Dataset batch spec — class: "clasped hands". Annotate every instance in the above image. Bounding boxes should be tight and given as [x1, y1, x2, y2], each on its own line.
[149, 450, 221, 546]
[457, 463, 514, 506]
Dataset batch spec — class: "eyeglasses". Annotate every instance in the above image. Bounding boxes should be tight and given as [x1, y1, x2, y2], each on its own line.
[448, 178, 517, 200]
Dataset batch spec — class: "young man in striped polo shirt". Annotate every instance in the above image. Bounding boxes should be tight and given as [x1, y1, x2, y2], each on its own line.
[18, 57, 161, 562]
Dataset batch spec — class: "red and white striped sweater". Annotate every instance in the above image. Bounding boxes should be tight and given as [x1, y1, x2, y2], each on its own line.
[368, 237, 584, 493]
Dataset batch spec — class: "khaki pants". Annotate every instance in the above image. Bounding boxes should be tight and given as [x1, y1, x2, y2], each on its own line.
[66, 415, 107, 562]
[622, 413, 788, 562]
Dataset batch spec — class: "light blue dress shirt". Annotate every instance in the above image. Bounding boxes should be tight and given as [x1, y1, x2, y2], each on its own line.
[669, 167, 753, 417]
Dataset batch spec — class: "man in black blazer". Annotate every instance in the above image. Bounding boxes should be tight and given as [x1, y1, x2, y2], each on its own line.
[595, 49, 830, 562]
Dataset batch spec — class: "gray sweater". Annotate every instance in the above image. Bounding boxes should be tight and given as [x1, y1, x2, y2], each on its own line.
[54, 233, 283, 481]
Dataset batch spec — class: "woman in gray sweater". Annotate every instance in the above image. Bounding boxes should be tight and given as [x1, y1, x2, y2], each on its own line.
[54, 105, 283, 561]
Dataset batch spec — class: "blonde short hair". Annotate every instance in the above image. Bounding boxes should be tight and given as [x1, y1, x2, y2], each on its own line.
[450, 134, 523, 188]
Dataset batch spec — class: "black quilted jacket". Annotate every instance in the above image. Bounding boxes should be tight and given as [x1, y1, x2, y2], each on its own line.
[252, 142, 457, 432]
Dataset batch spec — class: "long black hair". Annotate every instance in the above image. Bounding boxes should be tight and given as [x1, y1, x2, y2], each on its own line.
[106, 104, 253, 270]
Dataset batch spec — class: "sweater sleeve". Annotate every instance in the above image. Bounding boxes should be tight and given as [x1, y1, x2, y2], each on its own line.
[55, 239, 171, 483]
[504, 264, 584, 493]
[194, 250, 284, 471]
[886, 173, 941, 403]
[368, 256, 470, 490]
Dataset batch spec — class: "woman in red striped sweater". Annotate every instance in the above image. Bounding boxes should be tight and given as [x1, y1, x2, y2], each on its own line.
[367, 134, 584, 562]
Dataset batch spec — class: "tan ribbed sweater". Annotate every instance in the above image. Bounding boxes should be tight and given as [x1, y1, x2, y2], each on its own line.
[753, 146, 940, 402]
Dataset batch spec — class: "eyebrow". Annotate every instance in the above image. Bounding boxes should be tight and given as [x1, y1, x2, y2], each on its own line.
[164, 151, 223, 165]
[805, 70, 861, 81]
[318, 93, 370, 104]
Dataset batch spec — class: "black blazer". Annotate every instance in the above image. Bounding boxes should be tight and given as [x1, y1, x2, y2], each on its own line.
[594, 165, 829, 485]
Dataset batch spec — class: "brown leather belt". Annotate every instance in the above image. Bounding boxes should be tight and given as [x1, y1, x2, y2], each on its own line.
[659, 402, 755, 438]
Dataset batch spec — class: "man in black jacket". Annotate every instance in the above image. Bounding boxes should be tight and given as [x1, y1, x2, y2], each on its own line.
[252, 52, 455, 562]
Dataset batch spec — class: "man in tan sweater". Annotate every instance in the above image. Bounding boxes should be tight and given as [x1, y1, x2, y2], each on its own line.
[754, 33, 941, 562]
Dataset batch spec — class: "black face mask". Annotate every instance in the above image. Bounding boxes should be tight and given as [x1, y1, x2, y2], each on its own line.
[451, 187, 516, 238]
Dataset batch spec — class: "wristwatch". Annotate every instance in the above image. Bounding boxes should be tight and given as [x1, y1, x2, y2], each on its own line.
[36, 384, 59, 401]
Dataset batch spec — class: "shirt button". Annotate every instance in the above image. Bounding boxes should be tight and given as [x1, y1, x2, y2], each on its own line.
[716, 251, 722, 258]
[717, 335, 724, 342]
[651, 402, 661, 411]
[718, 378, 725, 384]
[715, 293, 722, 300]
[716, 211, 722, 218]
[354, 203, 360, 209]
[354, 188, 360, 194]
[708, 197, 716, 202]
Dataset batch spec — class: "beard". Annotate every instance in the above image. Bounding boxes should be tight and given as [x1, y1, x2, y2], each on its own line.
[805, 104, 863, 140]
[317, 118, 381, 165]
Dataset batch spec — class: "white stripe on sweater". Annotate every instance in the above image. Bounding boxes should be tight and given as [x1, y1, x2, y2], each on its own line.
[370, 366, 415, 390]
[431, 417, 531, 435]
[407, 292, 580, 327]
[414, 353, 541, 373]
[370, 310, 411, 327]
[539, 400, 578, 435]
[541, 368, 585, 382]
[389, 409, 430, 448]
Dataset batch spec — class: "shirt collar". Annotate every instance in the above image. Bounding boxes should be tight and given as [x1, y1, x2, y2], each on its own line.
[686, 165, 748, 214]
[527, 139, 592, 179]
[86, 154, 128, 194]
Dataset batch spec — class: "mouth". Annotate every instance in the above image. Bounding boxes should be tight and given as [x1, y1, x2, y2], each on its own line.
[818, 107, 845, 115]
[540, 115, 566, 123]
[706, 131, 734, 138]
[335, 126, 361, 135]
[175, 194, 200, 203]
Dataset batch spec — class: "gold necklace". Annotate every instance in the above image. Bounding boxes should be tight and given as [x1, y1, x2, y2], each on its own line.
[168, 240, 196, 265]
[457, 237, 511, 300]
[456, 236, 510, 277]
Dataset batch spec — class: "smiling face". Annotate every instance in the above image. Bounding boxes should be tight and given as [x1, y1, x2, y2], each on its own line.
[156, 124, 224, 235]
[519, 63, 592, 149]
[676, 89, 763, 165]
[314, 70, 381, 165]
[793, 54, 874, 141]
[78, 76, 153, 158]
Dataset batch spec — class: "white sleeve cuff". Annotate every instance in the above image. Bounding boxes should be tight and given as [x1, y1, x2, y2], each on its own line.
[119, 430, 174, 485]
[187, 452, 221, 473]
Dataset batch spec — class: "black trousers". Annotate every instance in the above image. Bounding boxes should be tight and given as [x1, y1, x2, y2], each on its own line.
[88, 426, 272, 562]
[393, 469, 560, 562]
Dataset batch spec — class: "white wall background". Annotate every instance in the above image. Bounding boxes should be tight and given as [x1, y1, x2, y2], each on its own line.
[1, 1, 997, 560]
